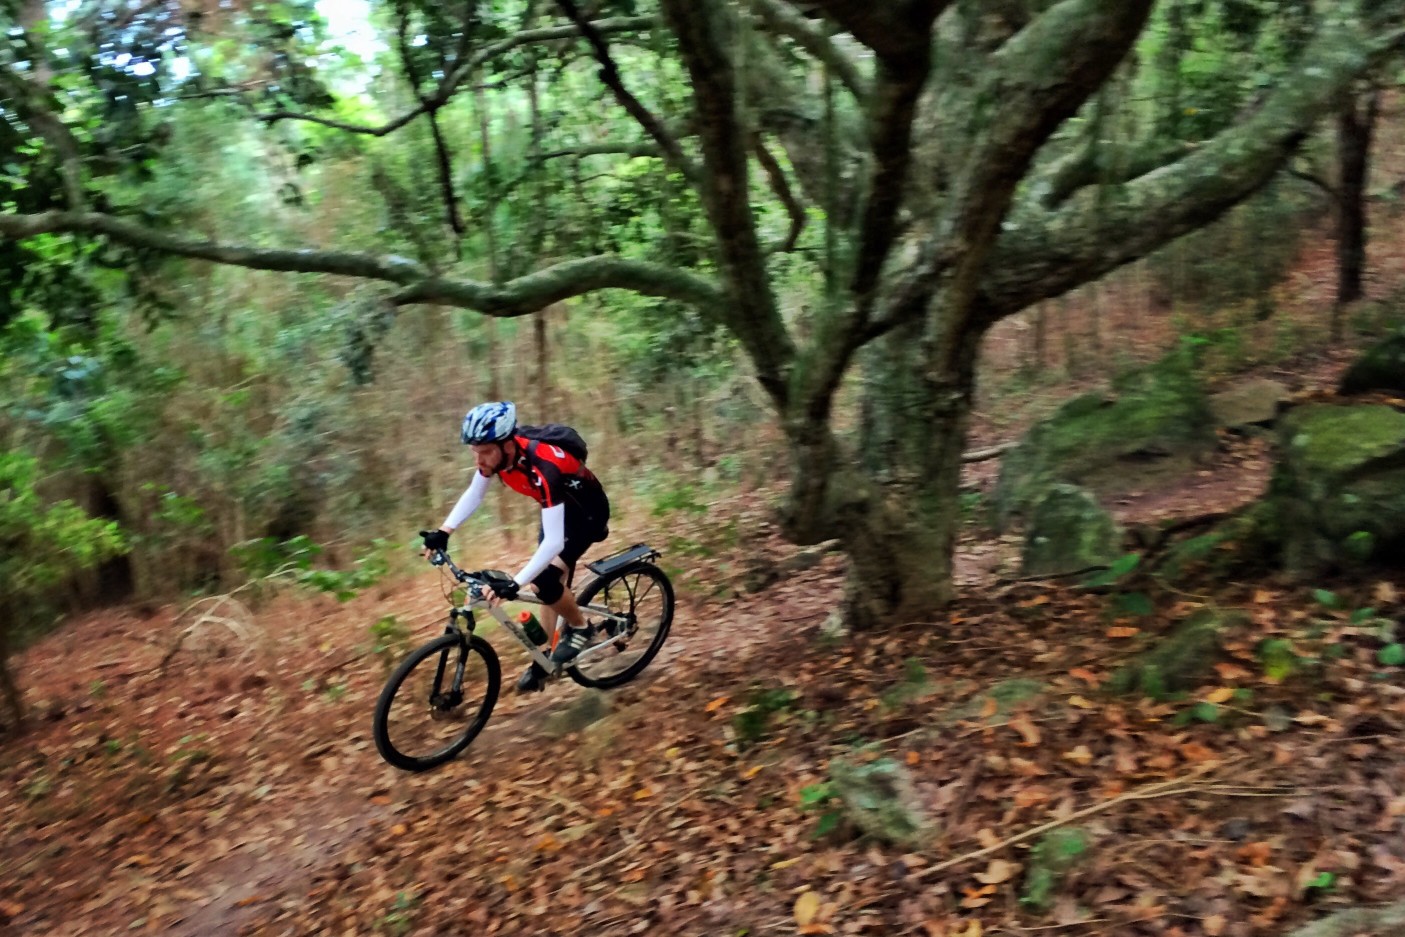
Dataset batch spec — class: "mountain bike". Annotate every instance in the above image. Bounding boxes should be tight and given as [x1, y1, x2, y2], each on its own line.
[372, 543, 674, 771]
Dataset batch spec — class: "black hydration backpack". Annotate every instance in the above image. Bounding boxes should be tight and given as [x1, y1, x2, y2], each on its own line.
[518, 423, 589, 463]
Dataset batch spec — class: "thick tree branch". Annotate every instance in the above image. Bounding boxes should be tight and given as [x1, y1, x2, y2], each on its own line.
[979, 10, 1405, 323]
[752, 133, 806, 254]
[258, 16, 654, 136]
[746, 0, 869, 104]
[0, 211, 724, 316]
[660, 0, 796, 407]
[554, 0, 698, 184]
[874, 0, 1154, 342]
[789, 0, 950, 66]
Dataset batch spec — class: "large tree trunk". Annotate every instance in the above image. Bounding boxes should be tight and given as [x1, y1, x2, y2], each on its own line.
[1334, 86, 1380, 323]
[838, 310, 983, 629]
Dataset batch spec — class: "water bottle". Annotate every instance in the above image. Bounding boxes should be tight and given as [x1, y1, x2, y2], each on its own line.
[518, 610, 548, 646]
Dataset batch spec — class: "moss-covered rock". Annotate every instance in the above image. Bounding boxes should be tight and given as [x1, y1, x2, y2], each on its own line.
[1267, 403, 1405, 575]
[1106, 608, 1245, 699]
[993, 350, 1215, 530]
[1209, 378, 1289, 429]
[828, 757, 934, 850]
[1339, 329, 1405, 396]
[1021, 484, 1124, 576]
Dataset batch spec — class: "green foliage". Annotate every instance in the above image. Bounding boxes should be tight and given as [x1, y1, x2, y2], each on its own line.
[375, 891, 420, 936]
[732, 686, 800, 750]
[880, 658, 932, 709]
[1378, 644, 1405, 667]
[1021, 827, 1091, 909]
[296, 539, 392, 602]
[797, 780, 843, 839]
[1257, 638, 1301, 682]
[370, 615, 412, 670]
[0, 452, 127, 641]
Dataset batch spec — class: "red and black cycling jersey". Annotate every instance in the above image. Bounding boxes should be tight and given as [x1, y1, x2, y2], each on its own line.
[496, 433, 605, 510]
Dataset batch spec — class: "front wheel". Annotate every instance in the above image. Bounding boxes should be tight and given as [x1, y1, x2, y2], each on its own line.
[373, 633, 500, 771]
[569, 562, 674, 689]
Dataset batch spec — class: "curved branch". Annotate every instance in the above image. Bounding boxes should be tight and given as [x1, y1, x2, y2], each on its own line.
[979, 10, 1405, 323]
[752, 134, 806, 254]
[0, 211, 725, 316]
[258, 16, 655, 136]
[746, 0, 869, 104]
[876, 0, 1154, 340]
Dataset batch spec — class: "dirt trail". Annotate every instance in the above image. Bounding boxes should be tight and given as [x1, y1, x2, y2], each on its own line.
[0, 549, 846, 936]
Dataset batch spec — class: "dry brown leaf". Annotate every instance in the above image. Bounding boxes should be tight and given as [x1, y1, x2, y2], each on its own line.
[1214, 662, 1253, 680]
[973, 859, 1015, 885]
[1069, 667, 1100, 685]
[632, 786, 654, 800]
[705, 696, 729, 713]
[1006, 713, 1041, 747]
[975, 828, 1001, 849]
[1106, 626, 1140, 638]
[1203, 913, 1226, 936]
[1205, 687, 1235, 703]
[1374, 581, 1399, 605]
[907, 750, 921, 766]
[794, 890, 822, 927]
[1068, 695, 1096, 709]
[1063, 745, 1094, 765]
[978, 696, 999, 719]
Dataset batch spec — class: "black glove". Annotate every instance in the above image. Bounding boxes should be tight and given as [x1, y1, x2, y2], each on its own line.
[419, 529, 449, 552]
[479, 571, 519, 600]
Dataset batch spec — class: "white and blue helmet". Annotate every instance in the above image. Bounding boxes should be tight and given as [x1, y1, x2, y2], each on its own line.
[461, 401, 517, 445]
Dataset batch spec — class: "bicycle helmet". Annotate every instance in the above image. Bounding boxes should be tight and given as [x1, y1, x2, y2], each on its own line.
[460, 401, 517, 445]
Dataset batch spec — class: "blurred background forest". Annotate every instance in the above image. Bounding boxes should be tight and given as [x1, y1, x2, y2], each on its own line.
[2, 0, 1404, 710]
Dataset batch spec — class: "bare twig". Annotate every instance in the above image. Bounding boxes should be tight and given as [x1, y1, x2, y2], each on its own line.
[916, 760, 1236, 880]
[555, 0, 697, 184]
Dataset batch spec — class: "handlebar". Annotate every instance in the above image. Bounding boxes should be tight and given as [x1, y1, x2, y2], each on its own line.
[425, 549, 518, 603]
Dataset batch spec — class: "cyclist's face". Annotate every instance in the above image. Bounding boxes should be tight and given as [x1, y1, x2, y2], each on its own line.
[470, 441, 505, 475]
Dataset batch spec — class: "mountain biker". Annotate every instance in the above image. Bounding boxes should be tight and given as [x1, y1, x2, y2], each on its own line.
[419, 401, 610, 692]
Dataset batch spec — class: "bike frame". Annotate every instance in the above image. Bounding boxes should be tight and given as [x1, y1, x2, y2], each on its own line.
[428, 551, 633, 675]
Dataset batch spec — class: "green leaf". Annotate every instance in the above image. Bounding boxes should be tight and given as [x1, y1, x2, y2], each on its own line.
[1377, 644, 1405, 667]
[1113, 591, 1155, 617]
[1350, 607, 1377, 626]
[813, 810, 841, 838]
[1109, 553, 1142, 577]
[798, 783, 833, 807]
[1312, 588, 1341, 609]
[1191, 702, 1221, 723]
[1305, 871, 1335, 892]
[1259, 639, 1299, 681]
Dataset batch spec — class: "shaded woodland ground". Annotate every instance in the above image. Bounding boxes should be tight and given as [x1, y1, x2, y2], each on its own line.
[4, 223, 1405, 937]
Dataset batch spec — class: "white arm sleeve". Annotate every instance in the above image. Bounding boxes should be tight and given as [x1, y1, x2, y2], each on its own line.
[442, 470, 490, 531]
[514, 503, 565, 586]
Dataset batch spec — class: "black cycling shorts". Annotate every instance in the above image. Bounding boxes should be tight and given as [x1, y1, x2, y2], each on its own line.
[531, 499, 609, 604]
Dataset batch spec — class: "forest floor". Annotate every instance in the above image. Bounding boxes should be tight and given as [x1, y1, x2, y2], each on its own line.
[4, 344, 1405, 937]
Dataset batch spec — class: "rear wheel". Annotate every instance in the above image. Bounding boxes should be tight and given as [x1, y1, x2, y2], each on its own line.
[568, 562, 674, 689]
[373, 633, 500, 771]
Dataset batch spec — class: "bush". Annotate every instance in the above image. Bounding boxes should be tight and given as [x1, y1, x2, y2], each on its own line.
[0, 452, 127, 726]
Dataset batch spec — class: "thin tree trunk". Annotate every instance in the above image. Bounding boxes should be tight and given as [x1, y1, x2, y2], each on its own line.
[475, 88, 512, 540]
[0, 620, 23, 730]
[1334, 86, 1380, 336]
